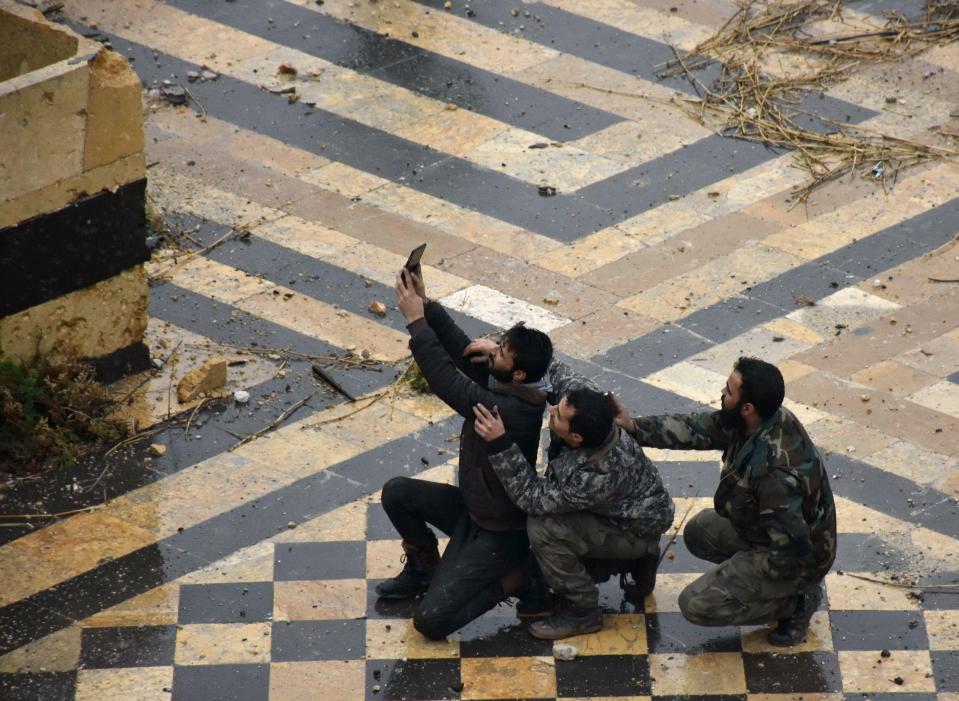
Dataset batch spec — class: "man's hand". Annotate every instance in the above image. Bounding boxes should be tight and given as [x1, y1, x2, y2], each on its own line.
[407, 265, 427, 299]
[395, 269, 425, 323]
[464, 338, 498, 365]
[610, 392, 636, 434]
[473, 404, 506, 442]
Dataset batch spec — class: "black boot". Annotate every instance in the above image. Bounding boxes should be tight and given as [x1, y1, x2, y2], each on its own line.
[528, 604, 603, 640]
[515, 563, 554, 620]
[374, 540, 440, 600]
[767, 582, 823, 647]
[622, 547, 660, 603]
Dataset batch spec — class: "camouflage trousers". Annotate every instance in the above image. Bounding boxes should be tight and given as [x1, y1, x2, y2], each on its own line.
[678, 509, 805, 626]
[528, 511, 659, 610]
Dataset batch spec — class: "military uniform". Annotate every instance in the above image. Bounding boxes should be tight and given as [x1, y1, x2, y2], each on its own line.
[628, 407, 836, 626]
[484, 361, 674, 610]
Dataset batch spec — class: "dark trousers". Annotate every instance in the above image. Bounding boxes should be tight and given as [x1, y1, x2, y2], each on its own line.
[381, 477, 530, 640]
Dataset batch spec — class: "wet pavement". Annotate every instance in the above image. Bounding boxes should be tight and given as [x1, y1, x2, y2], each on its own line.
[2, 0, 959, 699]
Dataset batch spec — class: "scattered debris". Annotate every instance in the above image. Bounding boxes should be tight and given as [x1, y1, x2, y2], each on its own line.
[149, 443, 167, 457]
[277, 63, 298, 76]
[445, 102, 458, 111]
[230, 393, 315, 451]
[368, 300, 388, 317]
[553, 642, 579, 660]
[176, 358, 228, 404]
[792, 292, 816, 307]
[538, 185, 557, 197]
[159, 85, 187, 105]
[542, 296, 560, 306]
[234, 390, 251, 404]
[528, 142, 550, 149]
[312, 364, 357, 402]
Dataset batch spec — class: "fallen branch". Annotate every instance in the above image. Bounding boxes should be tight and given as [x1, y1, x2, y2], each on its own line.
[846, 572, 959, 591]
[230, 393, 315, 451]
[659, 494, 699, 565]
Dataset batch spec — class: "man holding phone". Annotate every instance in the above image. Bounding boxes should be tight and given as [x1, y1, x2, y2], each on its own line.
[378, 251, 554, 640]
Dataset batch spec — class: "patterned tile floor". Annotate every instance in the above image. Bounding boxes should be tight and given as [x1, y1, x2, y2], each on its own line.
[2, 0, 959, 699]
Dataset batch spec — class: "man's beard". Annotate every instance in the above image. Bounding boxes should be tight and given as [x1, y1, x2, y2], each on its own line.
[719, 397, 747, 431]
[489, 363, 514, 383]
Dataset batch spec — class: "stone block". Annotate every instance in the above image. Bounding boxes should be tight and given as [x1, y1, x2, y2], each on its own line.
[83, 49, 145, 171]
[0, 4, 78, 82]
[0, 153, 144, 229]
[177, 359, 229, 404]
[0, 266, 148, 366]
[0, 62, 89, 203]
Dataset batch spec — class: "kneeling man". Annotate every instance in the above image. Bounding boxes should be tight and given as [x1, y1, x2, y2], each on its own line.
[617, 357, 836, 646]
[473, 387, 673, 639]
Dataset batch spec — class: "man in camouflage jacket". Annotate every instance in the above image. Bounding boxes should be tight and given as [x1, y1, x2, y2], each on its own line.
[618, 356, 836, 646]
[472, 356, 674, 640]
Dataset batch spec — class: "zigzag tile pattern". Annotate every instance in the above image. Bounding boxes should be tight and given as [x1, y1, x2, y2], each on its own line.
[1, 1, 958, 699]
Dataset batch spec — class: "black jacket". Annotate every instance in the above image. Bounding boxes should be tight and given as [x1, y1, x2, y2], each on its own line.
[407, 302, 547, 531]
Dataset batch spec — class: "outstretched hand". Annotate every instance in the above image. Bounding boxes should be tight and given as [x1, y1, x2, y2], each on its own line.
[395, 269, 425, 323]
[610, 392, 635, 434]
[472, 404, 505, 442]
[464, 338, 498, 365]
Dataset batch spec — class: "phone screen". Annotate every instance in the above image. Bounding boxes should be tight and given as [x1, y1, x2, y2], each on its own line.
[405, 243, 427, 270]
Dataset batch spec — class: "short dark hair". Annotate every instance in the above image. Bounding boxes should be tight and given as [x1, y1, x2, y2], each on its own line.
[502, 324, 553, 382]
[565, 388, 616, 448]
[734, 356, 785, 420]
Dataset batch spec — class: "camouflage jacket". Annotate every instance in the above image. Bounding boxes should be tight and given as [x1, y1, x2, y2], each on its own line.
[483, 359, 674, 536]
[629, 408, 837, 581]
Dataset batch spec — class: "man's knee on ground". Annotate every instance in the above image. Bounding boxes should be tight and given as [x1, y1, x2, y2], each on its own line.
[381, 476, 412, 511]
[412, 607, 455, 641]
[682, 511, 714, 559]
[678, 583, 722, 626]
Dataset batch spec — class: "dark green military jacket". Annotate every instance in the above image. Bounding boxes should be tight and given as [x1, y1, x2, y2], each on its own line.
[629, 408, 836, 582]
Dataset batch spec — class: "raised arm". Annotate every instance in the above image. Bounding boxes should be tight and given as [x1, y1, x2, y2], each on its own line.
[625, 411, 732, 451]
[546, 357, 598, 402]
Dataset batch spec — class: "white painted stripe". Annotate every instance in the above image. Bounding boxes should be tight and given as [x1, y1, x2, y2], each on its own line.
[438, 285, 570, 332]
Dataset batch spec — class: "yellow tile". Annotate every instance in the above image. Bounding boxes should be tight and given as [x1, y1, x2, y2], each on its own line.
[388, 393, 456, 425]
[925, 610, 959, 650]
[301, 162, 392, 199]
[366, 619, 459, 659]
[644, 573, 702, 614]
[367, 539, 404, 580]
[235, 429, 363, 483]
[618, 245, 804, 322]
[691, 326, 812, 376]
[645, 362, 726, 406]
[249, 214, 357, 259]
[644, 449, 721, 464]
[741, 611, 834, 653]
[170, 256, 276, 305]
[909, 380, 959, 419]
[460, 656, 557, 700]
[777, 359, 818, 384]
[615, 207, 713, 248]
[273, 501, 367, 543]
[748, 695, 842, 701]
[274, 579, 366, 621]
[562, 613, 646, 656]
[0, 511, 159, 607]
[0, 627, 80, 673]
[839, 650, 935, 693]
[269, 660, 366, 701]
[537, 226, 640, 278]
[323, 242, 469, 299]
[910, 528, 959, 571]
[75, 666, 174, 701]
[175, 623, 272, 665]
[396, 108, 510, 157]
[825, 572, 920, 611]
[466, 128, 626, 190]
[179, 542, 274, 585]
[649, 652, 747, 696]
[237, 286, 409, 363]
[298, 399, 427, 452]
[763, 317, 826, 345]
[560, 697, 650, 701]
[83, 584, 181, 628]
[807, 417, 897, 462]
[851, 360, 939, 396]
[832, 496, 910, 536]
[866, 440, 959, 485]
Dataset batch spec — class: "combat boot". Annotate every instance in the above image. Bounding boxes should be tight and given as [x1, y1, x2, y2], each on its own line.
[528, 605, 603, 640]
[622, 547, 660, 603]
[767, 582, 823, 647]
[374, 540, 440, 599]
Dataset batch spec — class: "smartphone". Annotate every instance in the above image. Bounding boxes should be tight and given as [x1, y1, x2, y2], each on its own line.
[405, 243, 427, 270]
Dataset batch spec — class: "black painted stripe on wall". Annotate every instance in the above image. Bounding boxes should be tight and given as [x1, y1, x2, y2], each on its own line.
[0, 179, 148, 317]
[161, 0, 623, 142]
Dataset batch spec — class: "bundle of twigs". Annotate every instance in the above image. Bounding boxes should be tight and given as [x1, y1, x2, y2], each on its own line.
[662, 0, 959, 205]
